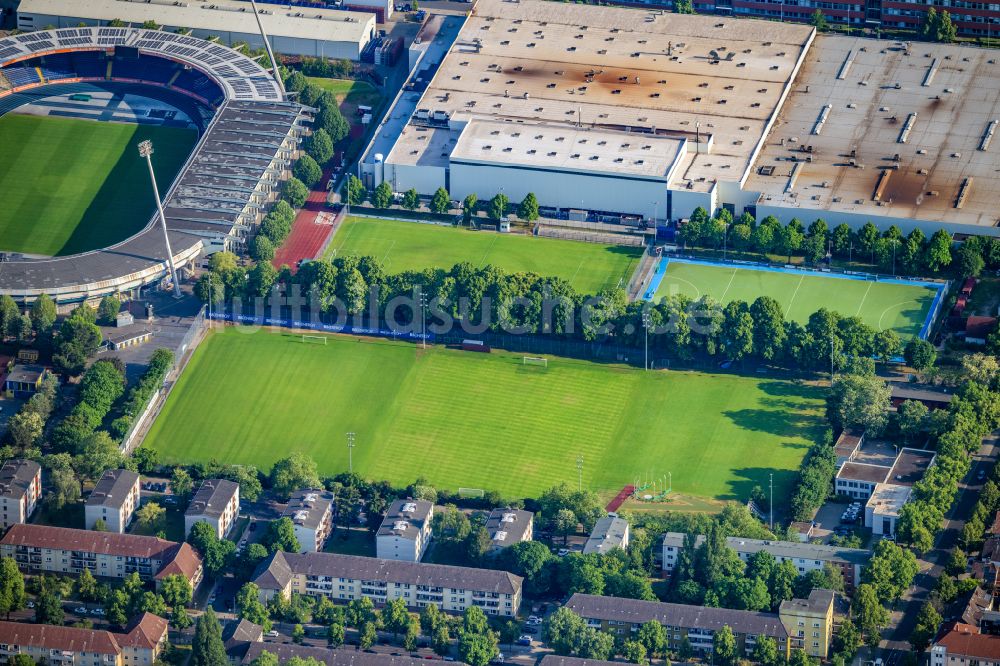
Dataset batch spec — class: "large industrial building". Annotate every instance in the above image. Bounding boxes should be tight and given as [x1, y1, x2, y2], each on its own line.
[16, 0, 376, 60]
[362, 0, 1000, 236]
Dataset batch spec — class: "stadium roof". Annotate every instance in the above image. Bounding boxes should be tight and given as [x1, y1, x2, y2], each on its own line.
[389, 0, 814, 193]
[745, 35, 1000, 228]
[16, 0, 374, 47]
[0, 26, 282, 101]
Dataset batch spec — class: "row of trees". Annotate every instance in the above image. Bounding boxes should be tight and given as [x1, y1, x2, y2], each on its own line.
[680, 208, 987, 277]
[344, 178, 541, 224]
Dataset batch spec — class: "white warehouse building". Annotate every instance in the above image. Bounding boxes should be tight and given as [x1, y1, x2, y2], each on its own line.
[362, 0, 1000, 237]
[17, 0, 376, 61]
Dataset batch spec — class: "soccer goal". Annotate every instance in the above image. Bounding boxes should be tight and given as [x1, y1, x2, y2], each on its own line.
[522, 356, 548, 368]
[458, 488, 485, 498]
[301, 335, 328, 345]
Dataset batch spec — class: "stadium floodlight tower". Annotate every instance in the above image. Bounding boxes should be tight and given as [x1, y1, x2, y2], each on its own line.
[248, 0, 286, 98]
[138, 140, 182, 299]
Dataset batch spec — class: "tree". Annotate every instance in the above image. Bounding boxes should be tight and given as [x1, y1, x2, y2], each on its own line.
[328, 620, 345, 647]
[864, 540, 919, 603]
[53, 313, 102, 376]
[750, 296, 786, 361]
[810, 9, 830, 30]
[249, 653, 279, 666]
[74, 567, 99, 602]
[8, 411, 44, 450]
[171, 467, 194, 499]
[98, 295, 121, 324]
[188, 522, 236, 578]
[279, 180, 309, 213]
[431, 187, 451, 214]
[402, 188, 421, 211]
[236, 583, 271, 631]
[636, 620, 667, 659]
[372, 181, 394, 209]
[0, 557, 25, 619]
[344, 175, 367, 205]
[488, 193, 509, 221]
[518, 193, 540, 222]
[924, 229, 953, 271]
[462, 194, 478, 223]
[622, 640, 647, 665]
[713, 625, 737, 666]
[946, 548, 968, 577]
[857, 223, 880, 261]
[35, 589, 63, 625]
[874, 329, 902, 365]
[136, 502, 166, 530]
[293, 155, 323, 188]
[957, 242, 986, 278]
[828, 374, 891, 434]
[854, 583, 890, 649]
[554, 508, 577, 544]
[360, 621, 378, 650]
[317, 101, 350, 143]
[306, 128, 335, 164]
[897, 400, 929, 444]
[30, 294, 57, 334]
[674, 0, 694, 13]
[74, 432, 124, 482]
[752, 635, 780, 666]
[545, 607, 586, 655]
[911, 601, 942, 651]
[904, 337, 936, 371]
[383, 597, 411, 640]
[270, 453, 321, 499]
[432, 622, 451, 656]
[292, 623, 306, 644]
[192, 608, 228, 666]
[263, 517, 301, 554]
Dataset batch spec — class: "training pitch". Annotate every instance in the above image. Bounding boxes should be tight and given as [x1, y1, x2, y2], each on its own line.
[0, 115, 196, 256]
[143, 328, 825, 501]
[326, 217, 643, 294]
[653, 259, 939, 338]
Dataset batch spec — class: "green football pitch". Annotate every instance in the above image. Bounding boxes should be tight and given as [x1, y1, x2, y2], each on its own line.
[326, 217, 643, 294]
[654, 260, 939, 338]
[143, 328, 826, 501]
[0, 114, 197, 256]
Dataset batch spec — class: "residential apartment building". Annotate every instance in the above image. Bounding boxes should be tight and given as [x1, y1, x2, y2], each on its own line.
[282, 489, 335, 553]
[85, 469, 141, 533]
[565, 593, 792, 659]
[485, 508, 533, 553]
[185, 479, 240, 540]
[253, 550, 522, 617]
[662, 533, 869, 592]
[0, 613, 167, 666]
[0, 459, 41, 530]
[932, 622, 1000, 666]
[583, 514, 630, 555]
[376, 499, 433, 562]
[779, 589, 836, 659]
[0, 524, 203, 589]
[230, 642, 437, 666]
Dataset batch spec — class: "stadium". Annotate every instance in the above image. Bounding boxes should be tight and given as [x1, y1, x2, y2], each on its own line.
[361, 0, 1000, 236]
[0, 27, 310, 304]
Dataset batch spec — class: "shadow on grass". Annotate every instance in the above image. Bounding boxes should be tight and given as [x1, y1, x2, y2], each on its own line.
[722, 407, 819, 441]
[724, 467, 799, 503]
[58, 126, 197, 256]
[756, 379, 824, 400]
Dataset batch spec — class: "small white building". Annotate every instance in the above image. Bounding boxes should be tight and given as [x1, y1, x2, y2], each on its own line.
[85, 469, 141, 534]
[282, 489, 335, 553]
[865, 483, 912, 537]
[485, 508, 533, 553]
[376, 499, 433, 562]
[0, 460, 41, 530]
[185, 479, 240, 540]
[583, 513, 630, 555]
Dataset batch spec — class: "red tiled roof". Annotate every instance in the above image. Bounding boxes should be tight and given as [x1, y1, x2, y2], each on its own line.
[118, 613, 168, 650]
[154, 542, 203, 582]
[0, 621, 120, 654]
[1, 524, 179, 560]
[966, 316, 997, 339]
[937, 626, 1000, 659]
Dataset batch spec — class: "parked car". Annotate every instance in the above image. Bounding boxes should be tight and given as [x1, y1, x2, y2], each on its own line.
[978, 469, 987, 481]
[25, 601, 34, 609]
[525, 616, 542, 626]
[74, 607, 87, 615]
[266, 630, 279, 638]
[556, 548, 569, 557]
[517, 636, 532, 646]
[523, 626, 538, 635]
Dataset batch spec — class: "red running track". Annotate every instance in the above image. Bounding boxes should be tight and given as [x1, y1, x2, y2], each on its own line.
[272, 169, 340, 272]
[605, 485, 636, 512]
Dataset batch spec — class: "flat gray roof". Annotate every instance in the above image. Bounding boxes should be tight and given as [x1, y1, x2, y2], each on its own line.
[746, 34, 1000, 228]
[583, 515, 628, 555]
[17, 0, 374, 45]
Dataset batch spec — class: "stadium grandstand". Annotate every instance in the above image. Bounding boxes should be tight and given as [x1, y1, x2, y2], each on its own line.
[0, 27, 311, 304]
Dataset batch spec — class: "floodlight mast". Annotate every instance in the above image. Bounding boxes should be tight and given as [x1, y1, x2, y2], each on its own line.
[248, 0, 286, 98]
[138, 140, 182, 298]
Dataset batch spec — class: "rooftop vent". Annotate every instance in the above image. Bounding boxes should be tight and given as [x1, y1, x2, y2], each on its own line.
[402, 502, 417, 513]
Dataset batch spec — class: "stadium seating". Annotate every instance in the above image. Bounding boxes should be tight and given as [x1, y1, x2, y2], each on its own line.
[70, 52, 106, 79]
[1, 67, 41, 87]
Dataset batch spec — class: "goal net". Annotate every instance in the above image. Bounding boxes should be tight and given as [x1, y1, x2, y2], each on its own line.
[522, 356, 548, 368]
[458, 488, 485, 498]
[301, 335, 328, 345]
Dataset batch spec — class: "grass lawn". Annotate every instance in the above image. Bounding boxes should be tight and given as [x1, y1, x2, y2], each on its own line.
[143, 328, 825, 502]
[328, 217, 643, 294]
[306, 77, 382, 109]
[0, 114, 197, 256]
[654, 260, 939, 338]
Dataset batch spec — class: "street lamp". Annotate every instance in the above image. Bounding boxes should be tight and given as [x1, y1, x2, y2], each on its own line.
[418, 291, 428, 350]
[347, 432, 356, 474]
[642, 311, 651, 371]
[138, 140, 182, 298]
